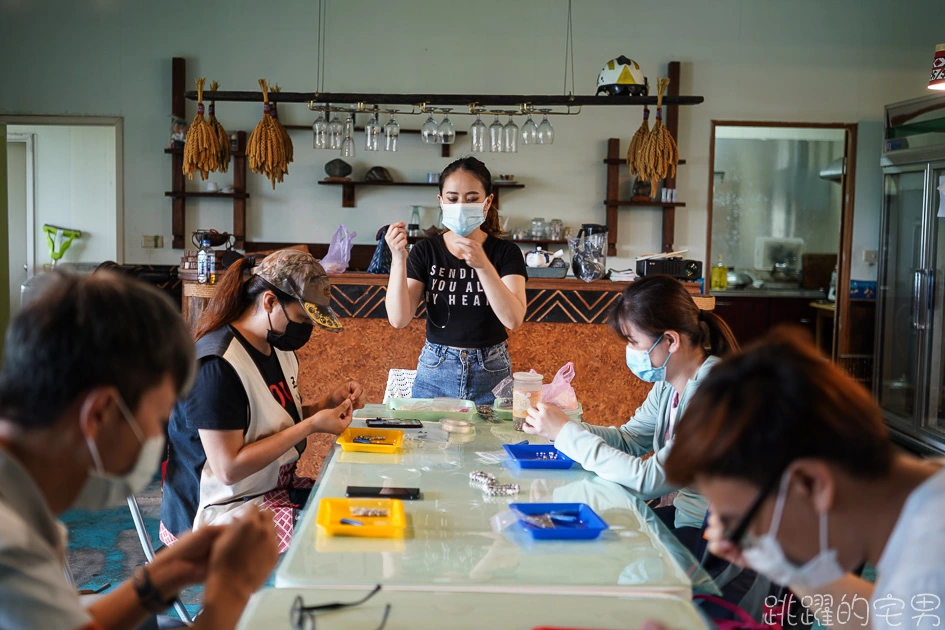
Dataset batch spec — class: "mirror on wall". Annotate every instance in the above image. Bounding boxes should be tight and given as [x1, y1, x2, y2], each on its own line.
[709, 124, 848, 291]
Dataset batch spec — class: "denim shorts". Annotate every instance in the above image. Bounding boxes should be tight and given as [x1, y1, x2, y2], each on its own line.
[411, 341, 511, 406]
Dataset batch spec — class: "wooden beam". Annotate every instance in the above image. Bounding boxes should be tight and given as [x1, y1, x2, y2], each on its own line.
[605, 138, 620, 257]
[184, 91, 705, 107]
[662, 61, 681, 254]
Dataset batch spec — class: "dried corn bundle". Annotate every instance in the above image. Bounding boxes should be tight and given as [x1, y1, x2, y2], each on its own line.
[638, 78, 679, 198]
[269, 84, 294, 164]
[182, 78, 220, 180]
[207, 80, 230, 174]
[247, 79, 292, 189]
[626, 106, 649, 175]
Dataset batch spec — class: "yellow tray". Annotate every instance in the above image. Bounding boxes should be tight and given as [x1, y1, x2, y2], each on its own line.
[316, 498, 407, 538]
[336, 427, 404, 453]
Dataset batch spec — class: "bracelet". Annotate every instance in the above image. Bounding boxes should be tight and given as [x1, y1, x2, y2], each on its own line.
[132, 565, 176, 615]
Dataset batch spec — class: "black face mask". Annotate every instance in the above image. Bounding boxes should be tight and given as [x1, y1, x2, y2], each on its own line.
[267, 304, 314, 351]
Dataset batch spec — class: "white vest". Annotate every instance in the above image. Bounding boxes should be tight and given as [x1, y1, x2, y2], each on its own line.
[193, 332, 303, 528]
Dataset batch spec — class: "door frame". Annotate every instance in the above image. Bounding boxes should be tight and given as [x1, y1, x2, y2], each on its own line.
[706, 120, 859, 361]
[6, 132, 36, 278]
[0, 115, 124, 264]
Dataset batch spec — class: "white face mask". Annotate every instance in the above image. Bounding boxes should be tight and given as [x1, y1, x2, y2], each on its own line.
[742, 471, 846, 589]
[441, 202, 486, 237]
[72, 395, 164, 510]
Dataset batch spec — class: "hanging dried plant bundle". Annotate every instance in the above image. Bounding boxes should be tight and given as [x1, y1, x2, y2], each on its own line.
[182, 78, 220, 180]
[627, 106, 649, 175]
[638, 78, 680, 198]
[247, 79, 292, 189]
[269, 84, 294, 165]
[207, 80, 230, 174]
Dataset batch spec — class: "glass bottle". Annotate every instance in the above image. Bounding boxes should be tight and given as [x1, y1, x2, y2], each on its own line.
[710, 254, 728, 291]
[410, 205, 422, 228]
[197, 239, 211, 284]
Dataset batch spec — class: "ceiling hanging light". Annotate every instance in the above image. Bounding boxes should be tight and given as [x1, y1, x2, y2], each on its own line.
[930, 44, 945, 90]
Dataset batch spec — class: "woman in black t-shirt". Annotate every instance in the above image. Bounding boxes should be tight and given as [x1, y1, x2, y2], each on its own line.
[385, 157, 527, 405]
[160, 250, 366, 551]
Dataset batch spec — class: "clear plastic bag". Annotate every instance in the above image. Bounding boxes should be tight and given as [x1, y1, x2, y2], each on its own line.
[321, 224, 357, 274]
[491, 364, 578, 411]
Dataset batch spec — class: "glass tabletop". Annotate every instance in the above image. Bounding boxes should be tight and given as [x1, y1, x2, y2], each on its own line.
[276, 405, 717, 597]
[237, 587, 710, 630]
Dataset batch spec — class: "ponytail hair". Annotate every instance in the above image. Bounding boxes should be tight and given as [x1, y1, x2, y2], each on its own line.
[439, 156, 502, 237]
[608, 275, 739, 358]
[193, 257, 293, 341]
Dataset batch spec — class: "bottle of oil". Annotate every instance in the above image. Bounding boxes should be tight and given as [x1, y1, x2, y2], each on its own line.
[710, 254, 728, 291]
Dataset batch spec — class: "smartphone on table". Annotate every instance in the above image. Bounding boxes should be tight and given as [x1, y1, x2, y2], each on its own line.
[346, 486, 421, 500]
[365, 418, 423, 429]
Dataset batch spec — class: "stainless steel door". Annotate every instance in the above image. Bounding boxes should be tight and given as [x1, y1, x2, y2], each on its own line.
[875, 167, 929, 432]
[922, 165, 945, 452]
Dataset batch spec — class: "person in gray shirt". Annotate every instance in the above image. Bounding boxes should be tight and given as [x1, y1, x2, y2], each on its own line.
[0, 271, 279, 630]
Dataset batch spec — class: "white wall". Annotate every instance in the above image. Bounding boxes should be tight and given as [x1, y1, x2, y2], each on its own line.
[0, 0, 938, 269]
[851, 121, 885, 281]
[6, 125, 117, 268]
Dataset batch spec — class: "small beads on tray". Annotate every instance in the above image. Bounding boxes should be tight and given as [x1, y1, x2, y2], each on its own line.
[350, 507, 389, 517]
[533, 451, 559, 460]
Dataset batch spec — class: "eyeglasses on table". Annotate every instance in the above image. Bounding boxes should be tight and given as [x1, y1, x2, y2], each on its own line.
[290, 584, 391, 630]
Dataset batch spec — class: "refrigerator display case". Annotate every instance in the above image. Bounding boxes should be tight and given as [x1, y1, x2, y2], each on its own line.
[875, 93, 945, 454]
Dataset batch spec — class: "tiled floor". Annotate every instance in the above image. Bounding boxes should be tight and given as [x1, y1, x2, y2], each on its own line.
[62, 476, 202, 621]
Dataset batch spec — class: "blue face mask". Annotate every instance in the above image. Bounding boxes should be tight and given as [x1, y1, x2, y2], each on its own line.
[441, 202, 485, 237]
[625, 334, 671, 382]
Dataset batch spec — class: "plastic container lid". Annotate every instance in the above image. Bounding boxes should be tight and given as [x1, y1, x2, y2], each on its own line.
[513, 372, 543, 382]
[439, 418, 475, 434]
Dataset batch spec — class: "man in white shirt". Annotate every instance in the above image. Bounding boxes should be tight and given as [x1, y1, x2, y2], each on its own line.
[664, 330, 944, 630]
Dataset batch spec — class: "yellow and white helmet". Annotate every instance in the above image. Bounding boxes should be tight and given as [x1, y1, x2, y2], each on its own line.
[596, 56, 648, 96]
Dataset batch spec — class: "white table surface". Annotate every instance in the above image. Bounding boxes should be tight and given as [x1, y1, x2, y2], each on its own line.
[275, 404, 714, 598]
[237, 587, 710, 630]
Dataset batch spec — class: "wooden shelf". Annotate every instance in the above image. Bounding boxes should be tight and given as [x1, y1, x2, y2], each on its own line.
[165, 191, 250, 199]
[185, 90, 706, 107]
[604, 200, 686, 208]
[603, 61, 691, 256]
[318, 180, 524, 208]
[166, 58, 247, 250]
[603, 158, 686, 165]
[318, 180, 523, 188]
[502, 238, 569, 246]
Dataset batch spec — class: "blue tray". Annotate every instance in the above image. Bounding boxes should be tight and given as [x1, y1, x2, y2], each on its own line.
[503, 444, 574, 469]
[509, 503, 608, 540]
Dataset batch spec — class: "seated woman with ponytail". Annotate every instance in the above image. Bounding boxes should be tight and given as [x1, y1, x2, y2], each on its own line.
[523, 275, 739, 545]
[161, 250, 366, 551]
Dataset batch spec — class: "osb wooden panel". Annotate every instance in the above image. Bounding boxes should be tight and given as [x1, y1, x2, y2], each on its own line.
[292, 319, 652, 479]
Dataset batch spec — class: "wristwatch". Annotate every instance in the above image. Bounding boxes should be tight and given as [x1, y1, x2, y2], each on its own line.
[132, 565, 176, 614]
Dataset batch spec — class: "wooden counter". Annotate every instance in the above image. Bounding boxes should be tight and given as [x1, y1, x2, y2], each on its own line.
[327, 272, 632, 324]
